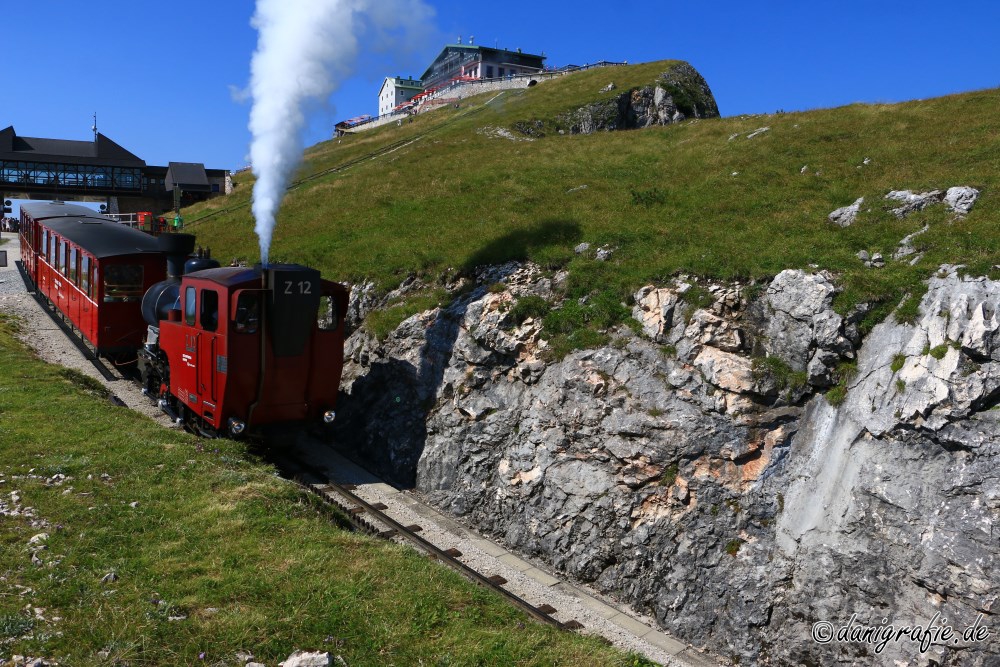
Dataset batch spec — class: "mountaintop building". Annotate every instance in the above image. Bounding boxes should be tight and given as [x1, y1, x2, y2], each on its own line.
[378, 76, 423, 116]
[420, 39, 546, 91]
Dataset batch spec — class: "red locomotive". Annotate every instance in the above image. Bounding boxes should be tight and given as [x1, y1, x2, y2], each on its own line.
[19, 201, 348, 438]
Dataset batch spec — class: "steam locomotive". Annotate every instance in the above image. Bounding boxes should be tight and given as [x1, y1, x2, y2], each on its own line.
[19, 201, 348, 439]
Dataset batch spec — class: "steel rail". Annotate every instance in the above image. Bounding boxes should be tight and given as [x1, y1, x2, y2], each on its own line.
[278, 453, 579, 632]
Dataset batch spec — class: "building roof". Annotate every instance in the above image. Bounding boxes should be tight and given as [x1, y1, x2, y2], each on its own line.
[420, 44, 546, 81]
[165, 162, 210, 192]
[19, 201, 106, 222]
[380, 76, 423, 96]
[0, 126, 145, 167]
[23, 202, 162, 259]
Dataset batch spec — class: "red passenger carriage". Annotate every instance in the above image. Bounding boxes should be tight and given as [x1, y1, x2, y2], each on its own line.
[18, 201, 166, 359]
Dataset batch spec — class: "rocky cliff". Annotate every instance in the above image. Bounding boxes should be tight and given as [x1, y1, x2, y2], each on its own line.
[332, 262, 998, 666]
[510, 61, 720, 137]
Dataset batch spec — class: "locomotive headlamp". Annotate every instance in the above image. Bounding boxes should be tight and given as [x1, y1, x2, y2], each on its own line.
[323, 410, 336, 424]
[228, 418, 247, 435]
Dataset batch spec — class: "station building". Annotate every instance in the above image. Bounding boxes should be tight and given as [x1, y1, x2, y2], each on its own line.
[0, 125, 229, 214]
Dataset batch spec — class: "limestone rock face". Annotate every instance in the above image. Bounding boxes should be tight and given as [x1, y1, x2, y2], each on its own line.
[556, 61, 719, 134]
[333, 262, 999, 666]
[750, 269, 851, 378]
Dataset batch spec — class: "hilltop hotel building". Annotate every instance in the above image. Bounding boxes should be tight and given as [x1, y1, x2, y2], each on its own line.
[377, 39, 546, 116]
[378, 76, 423, 117]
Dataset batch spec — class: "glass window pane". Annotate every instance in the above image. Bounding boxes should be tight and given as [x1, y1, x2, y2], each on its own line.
[81, 256, 90, 296]
[200, 289, 218, 331]
[233, 292, 259, 334]
[103, 265, 144, 302]
[185, 286, 196, 325]
[69, 248, 78, 284]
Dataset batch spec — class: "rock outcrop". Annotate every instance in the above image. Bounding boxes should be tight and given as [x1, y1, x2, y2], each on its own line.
[333, 262, 999, 666]
[547, 62, 719, 135]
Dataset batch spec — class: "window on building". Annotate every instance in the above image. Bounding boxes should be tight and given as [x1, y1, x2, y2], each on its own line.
[486, 65, 493, 78]
[499, 67, 505, 77]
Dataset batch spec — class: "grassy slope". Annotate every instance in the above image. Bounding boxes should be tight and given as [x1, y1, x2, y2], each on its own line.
[184, 60, 1000, 331]
[0, 314, 642, 666]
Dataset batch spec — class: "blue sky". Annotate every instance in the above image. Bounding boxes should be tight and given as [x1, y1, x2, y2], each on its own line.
[3, 0, 998, 173]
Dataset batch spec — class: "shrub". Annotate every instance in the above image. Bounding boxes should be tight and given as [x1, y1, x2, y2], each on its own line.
[826, 360, 858, 406]
[928, 343, 950, 360]
[660, 463, 679, 486]
[509, 295, 550, 325]
[725, 539, 743, 557]
[890, 354, 906, 373]
[752, 356, 808, 394]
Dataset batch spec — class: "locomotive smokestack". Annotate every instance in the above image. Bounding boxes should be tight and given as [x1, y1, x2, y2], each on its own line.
[158, 233, 197, 279]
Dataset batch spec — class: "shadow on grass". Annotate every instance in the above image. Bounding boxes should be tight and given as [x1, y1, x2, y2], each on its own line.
[461, 218, 582, 273]
[333, 219, 582, 489]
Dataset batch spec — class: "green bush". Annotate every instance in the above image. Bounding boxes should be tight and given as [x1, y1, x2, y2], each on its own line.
[890, 354, 906, 373]
[752, 355, 808, 393]
[725, 539, 743, 557]
[509, 294, 550, 325]
[928, 343, 950, 360]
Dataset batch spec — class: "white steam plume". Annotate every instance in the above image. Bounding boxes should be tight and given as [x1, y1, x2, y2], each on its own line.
[248, 0, 434, 264]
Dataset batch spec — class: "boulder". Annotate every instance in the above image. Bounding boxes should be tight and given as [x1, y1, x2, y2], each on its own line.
[944, 185, 979, 215]
[280, 652, 331, 667]
[827, 197, 864, 227]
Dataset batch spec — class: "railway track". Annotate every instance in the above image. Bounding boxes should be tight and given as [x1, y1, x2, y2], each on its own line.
[275, 450, 585, 632]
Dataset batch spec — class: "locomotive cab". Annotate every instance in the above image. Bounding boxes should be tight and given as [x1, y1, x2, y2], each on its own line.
[140, 261, 348, 439]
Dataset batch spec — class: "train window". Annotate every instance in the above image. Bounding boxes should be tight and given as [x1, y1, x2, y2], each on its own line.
[103, 265, 144, 302]
[41, 229, 48, 258]
[233, 292, 259, 334]
[49, 234, 56, 264]
[81, 256, 90, 296]
[185, 286, 196, 325]
[59, 241, 68, 276]
[200, 290, 219, 332]
[317, 295, 338, 331]
[69, 248, 78, 285]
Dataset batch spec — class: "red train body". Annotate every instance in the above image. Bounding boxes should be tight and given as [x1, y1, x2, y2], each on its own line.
[19, 202, 167, 357]
[18, 201, 348, 439]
